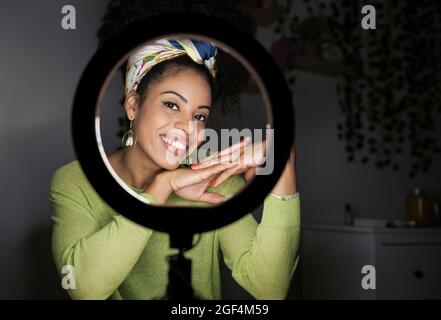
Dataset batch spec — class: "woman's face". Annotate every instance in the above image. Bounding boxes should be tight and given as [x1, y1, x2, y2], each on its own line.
[129, 68, 211, 170]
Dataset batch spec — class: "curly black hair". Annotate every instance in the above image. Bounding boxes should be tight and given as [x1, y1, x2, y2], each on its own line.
[96, 0, 256, 115]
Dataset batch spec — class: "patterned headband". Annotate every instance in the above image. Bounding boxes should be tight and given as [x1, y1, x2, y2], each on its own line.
[125, 39, 217, 96]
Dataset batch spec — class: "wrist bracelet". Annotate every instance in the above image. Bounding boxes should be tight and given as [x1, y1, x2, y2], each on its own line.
[269, 193, 299, 201]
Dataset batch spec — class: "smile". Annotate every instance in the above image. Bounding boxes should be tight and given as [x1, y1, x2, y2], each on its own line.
[160, 134, 186, 150]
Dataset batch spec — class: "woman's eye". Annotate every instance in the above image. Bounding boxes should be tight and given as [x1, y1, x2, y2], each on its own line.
[194, 114, 207, 122]
[163, 101, 179, 111]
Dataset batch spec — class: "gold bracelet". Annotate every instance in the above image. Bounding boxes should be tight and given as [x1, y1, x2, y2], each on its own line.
[269, 193, 299, 201]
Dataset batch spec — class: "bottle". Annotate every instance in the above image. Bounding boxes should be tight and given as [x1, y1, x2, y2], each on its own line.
[405, 188, 433, 228]
[344, 203, 354, 226]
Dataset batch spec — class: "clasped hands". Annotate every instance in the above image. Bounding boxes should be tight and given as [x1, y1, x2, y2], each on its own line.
[146, 138, 296, 205]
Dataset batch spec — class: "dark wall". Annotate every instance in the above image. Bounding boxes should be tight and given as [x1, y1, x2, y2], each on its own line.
[0, 0, 109, 299]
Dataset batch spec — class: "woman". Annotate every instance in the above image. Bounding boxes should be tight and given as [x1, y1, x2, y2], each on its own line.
[50, 4, 300, 301]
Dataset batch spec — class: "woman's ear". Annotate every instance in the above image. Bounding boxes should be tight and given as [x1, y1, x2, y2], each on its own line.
[124, 91, 141, 120]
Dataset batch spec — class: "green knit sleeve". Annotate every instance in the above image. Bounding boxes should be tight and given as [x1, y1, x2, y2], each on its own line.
[217, 175, 301, 299]
[49, 165, 154, 300]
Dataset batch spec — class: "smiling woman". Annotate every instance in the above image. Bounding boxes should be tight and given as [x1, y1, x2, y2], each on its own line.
[107, 39, 235, 204]
[121, 40, 215, 165]
[48, 0, 301, 300]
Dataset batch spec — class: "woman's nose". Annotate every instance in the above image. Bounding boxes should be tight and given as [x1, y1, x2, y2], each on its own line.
[174, 118, 196, 135]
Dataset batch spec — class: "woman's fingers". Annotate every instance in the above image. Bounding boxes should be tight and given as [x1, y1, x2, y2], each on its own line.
[193, 137, 250, 169]
[198, 192, 225, 203]
[195, 139, 267, 171]
[210, 167, 237, 188]
[244, 166, 256, 181]
[209, 161, 257, 188]
[172, 163, 236, 191]
[198, 148, 242, 169]
[209, 136, 250, 159]
[211, 164, 248, 187]
[242, 141, 266, 166]
[191, 162, 236, 185]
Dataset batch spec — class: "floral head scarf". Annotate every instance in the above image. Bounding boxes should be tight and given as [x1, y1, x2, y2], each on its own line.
[125, 39, 217, 96]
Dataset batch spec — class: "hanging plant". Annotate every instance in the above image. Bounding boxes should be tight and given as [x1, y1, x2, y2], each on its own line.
[327, 0, 441, 177]
[271, 0, 300, 86]
[270, 0, 441, 177]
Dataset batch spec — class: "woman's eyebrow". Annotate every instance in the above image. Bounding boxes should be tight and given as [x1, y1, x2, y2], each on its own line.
[160, 91, 187, 103]
[160, 91, 210, 110]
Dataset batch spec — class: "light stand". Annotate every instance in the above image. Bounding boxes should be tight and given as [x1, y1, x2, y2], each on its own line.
[161, 232, 200, 300]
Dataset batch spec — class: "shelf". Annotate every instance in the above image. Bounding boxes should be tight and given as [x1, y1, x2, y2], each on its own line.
[302, 223, 441, 234]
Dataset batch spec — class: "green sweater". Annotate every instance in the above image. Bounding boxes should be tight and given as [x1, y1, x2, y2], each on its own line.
[49, 160, 300, 300]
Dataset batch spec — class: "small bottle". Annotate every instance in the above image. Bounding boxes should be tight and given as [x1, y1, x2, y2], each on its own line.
[344, 203, 354, 226]
[405, 188, 433, 228]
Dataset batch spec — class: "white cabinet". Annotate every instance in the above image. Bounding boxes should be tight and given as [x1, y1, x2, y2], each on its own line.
[300, 225, 441, 299]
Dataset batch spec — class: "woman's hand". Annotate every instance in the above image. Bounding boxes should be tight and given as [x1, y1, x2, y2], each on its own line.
[172, 179, 221, 204]
[193, 141, 298, 195]
[145, 163, 236, 204]
[192, 138, 266, 187]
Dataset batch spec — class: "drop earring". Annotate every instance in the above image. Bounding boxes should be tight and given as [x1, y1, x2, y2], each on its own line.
[122, 120, 136, 148]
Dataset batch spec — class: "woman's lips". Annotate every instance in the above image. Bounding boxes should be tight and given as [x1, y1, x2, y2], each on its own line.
[160, 134, 186, 156]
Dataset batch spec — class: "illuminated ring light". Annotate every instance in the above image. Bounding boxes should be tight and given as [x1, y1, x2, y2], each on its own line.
[72, 13, 294, 234]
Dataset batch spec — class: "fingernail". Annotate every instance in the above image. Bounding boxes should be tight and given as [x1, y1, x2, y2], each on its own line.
[210, 180, 216, 187]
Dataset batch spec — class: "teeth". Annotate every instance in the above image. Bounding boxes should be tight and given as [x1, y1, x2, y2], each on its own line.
[161, 136, 185, 150]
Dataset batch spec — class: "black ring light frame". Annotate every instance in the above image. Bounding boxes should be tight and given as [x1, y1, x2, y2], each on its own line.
[72, 13, 294, 237]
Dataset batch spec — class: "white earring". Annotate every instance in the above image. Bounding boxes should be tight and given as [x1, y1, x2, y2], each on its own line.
[122, 120, 136, 148]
